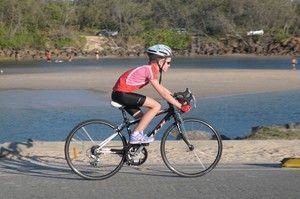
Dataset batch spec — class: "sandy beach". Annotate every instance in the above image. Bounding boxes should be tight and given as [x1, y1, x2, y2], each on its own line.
[1, 140, 300, 165]
[1, 68, 300, 98]
[1, 68, 300, 165]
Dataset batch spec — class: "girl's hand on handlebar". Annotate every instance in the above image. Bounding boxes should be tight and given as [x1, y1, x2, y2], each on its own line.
[180, 104, 191, 113]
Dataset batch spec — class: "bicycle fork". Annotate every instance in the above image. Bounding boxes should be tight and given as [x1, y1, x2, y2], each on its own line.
[175, 113, 194, 151]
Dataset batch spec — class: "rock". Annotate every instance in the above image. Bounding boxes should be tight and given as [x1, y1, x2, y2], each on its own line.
[0, 36, 300, 60]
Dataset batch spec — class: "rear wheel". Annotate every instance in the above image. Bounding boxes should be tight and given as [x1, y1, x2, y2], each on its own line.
[161, 117, 222, 177]
[65, 119, 126, 180]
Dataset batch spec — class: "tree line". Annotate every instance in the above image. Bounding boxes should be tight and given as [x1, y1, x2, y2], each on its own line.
[0, 0, 299, 50]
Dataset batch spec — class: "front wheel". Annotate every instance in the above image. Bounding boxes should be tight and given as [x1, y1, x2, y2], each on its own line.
[64, 119, 126, 180]
[161, 117, 222, 177]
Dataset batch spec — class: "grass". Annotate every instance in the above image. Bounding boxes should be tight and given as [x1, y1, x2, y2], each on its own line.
[243, 126, 300, 140]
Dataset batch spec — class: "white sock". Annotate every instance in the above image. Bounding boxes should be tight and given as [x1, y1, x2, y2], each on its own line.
[132, 131, 143, 136]
[132, 131, 140, 136]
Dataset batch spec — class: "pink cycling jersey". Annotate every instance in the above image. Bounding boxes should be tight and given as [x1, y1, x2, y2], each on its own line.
[113, 63, 159, 92]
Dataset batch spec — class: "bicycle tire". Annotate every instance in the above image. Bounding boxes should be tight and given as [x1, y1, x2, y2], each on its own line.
[161, 117, 222, 177]
[64, 119, 126, 180]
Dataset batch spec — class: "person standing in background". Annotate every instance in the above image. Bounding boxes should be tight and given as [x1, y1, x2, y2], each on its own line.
[291, 57, 298, 70]
[95, 50, 100, 60]
[46, 51, 52, 62]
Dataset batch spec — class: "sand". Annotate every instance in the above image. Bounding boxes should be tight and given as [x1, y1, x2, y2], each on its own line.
[1, 67, 300, 165]
[1, 68, 300, 98]
[1, 140, 300, 165]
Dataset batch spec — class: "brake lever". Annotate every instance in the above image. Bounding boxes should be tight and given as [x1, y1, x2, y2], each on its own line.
[187, 88, 197, 108]
[192, 95, 197, 108]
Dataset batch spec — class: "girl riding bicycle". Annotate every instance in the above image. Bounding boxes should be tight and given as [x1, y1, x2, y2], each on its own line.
[111, 44, 191, 144]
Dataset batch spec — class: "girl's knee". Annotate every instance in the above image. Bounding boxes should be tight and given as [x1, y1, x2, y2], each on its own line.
[158, 103, 161, 110]
[144, 97, 161, 110]
[153, 101, 161, 111]
[148, 100, 161, 112]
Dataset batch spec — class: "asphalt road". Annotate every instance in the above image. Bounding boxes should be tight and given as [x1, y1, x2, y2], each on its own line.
[0, 158, 299, 199]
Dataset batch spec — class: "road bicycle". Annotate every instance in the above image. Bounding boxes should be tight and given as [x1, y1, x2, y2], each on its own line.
[64, 89, 223, 180]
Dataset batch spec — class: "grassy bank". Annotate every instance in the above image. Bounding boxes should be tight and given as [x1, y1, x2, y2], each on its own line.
[243, 126, 300, 140]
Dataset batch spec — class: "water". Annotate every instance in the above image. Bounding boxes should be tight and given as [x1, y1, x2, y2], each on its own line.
[0, 56, 299, 143]
[0, 56, 297, 75]
[196, 90, 300, 138]
[0, 89, 299, 143]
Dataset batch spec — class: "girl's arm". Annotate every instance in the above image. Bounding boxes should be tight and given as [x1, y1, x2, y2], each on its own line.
[150, 79, 182, 109]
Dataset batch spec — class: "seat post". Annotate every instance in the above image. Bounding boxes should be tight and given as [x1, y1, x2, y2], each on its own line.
[120, 107, 129, 121]
[119, 107, 134, 136]
[111, 101, 129, 122]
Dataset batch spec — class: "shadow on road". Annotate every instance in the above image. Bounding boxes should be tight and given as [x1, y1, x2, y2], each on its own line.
[0, 140, 77, 180]
[244, 163, 281, 168]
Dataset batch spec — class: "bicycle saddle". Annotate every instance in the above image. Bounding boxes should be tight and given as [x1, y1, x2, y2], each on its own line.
[111, 101, 124, 108]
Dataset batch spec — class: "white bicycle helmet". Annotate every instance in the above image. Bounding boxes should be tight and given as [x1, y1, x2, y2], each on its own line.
[146, 44, 173, 57]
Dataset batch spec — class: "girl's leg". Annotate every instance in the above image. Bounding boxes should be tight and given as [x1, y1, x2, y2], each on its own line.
[130, 97, 160, 144]
[132, 110, 143, 119]
[133, 97, 161, 132]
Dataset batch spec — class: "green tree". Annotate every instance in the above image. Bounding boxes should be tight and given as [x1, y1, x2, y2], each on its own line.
[143, 29, 192, 49]
[1, 0, 300, 49]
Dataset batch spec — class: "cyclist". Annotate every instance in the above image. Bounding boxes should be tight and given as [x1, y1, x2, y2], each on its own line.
[111, 44, 191, 144]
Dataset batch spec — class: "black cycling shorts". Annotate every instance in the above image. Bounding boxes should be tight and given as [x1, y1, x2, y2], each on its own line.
[111, 91, 146, 116]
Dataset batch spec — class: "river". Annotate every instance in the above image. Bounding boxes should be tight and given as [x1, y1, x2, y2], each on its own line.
[0, 56, 299, 142]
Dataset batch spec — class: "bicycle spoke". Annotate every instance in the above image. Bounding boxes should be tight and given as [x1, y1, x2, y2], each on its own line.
[192, 150, 205, 169]
[65, 119, 126, 180]
[81, 126, 95, 144]
[161, 118, 222, 177]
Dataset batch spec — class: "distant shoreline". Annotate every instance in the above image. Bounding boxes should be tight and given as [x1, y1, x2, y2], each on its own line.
[1, 35, 299, 61]
[0, 52, 298, 62]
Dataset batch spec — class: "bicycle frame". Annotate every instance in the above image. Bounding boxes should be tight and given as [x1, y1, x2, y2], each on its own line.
[95, 102, 193, 156]
[65, 88, 222, 180]
[115, 103, 180, 140]
[95, 104, 181, 155]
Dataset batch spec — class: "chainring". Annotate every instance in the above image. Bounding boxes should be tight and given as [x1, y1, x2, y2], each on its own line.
[125, 144, 148, 166]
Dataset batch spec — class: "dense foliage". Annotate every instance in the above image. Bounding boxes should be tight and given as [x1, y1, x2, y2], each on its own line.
[0, 0, 299, 49]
